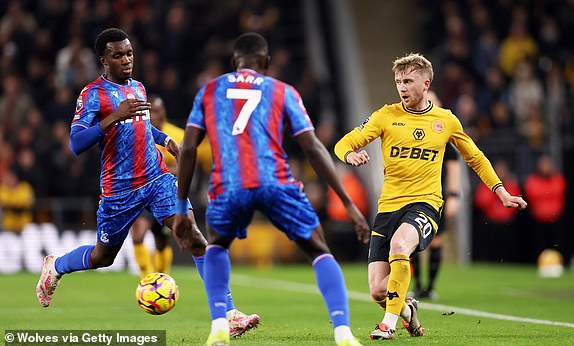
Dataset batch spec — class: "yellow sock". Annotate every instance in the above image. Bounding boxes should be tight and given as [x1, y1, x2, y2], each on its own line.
[134, 243, 153, 279]
[386, 254, 411, 316]
[154, 246, 173, 274]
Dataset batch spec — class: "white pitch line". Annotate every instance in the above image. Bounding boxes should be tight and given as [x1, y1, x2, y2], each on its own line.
[231, 274, 574, 329]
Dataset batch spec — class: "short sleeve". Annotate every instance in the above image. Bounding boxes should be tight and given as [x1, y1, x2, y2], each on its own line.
[186, 85, 207, 130]
[71, 86, 100, 129]
[284, 85, 314, 136]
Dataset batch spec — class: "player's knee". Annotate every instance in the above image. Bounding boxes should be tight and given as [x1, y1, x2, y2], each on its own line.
[390, 239, 415, 255]
[370, 291, 387, 303]
[131, 228, 147, 244]
[131, 232, 145, 244]
[369, 283, 387, 300]
[154, 235, 168, 250]
[294, 235, 331, 259]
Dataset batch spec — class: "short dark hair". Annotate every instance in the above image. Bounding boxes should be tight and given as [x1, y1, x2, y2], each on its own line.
[94, 28, 129, 56]
[233, 33, 268, 56]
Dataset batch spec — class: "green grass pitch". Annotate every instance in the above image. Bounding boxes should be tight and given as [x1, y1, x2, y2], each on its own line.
[2, 263, 574, 345]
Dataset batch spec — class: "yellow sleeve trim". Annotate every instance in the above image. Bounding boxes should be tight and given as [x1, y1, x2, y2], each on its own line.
[343, 151, 354, 165]
[491, 183, 503, 193]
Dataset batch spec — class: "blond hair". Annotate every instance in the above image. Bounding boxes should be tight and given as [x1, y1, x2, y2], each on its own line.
[392, 53, 433, 82]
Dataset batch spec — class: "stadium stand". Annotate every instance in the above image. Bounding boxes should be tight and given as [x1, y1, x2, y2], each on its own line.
[0, 0, 572, 266]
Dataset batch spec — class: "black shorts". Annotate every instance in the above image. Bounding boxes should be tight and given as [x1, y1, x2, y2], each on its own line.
[368, 202, 441, 263]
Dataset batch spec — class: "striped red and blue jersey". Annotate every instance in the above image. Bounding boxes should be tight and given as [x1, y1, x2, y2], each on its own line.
[187, 68, 314, 198]
[72, 76, 169, 197]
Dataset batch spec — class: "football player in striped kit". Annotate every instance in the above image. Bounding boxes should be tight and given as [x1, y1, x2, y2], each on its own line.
[36, 28, 259, 337]
[174, 33, 369, 346]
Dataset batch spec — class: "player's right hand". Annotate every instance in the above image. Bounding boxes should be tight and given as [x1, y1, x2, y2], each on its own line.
[346, 150, 370, 166]
[345, 203, 370, 244]
[172, 215, 207, 256]
[115, 99, 151, 121]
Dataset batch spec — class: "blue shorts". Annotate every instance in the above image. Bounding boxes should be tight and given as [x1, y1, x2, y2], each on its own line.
[206, 184, 320, 240]
[96, 174, 189, 247]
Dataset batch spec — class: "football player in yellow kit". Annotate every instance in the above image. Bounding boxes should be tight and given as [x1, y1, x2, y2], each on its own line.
[334, 53, 527, 340]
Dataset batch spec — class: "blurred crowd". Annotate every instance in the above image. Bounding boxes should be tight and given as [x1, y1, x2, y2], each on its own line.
[0, 0, 294, 226]
[0, 0, 572, 263]
[419, 0, 572, 263]
[420, 0, 573, 171]
[0, 0, 366, 260]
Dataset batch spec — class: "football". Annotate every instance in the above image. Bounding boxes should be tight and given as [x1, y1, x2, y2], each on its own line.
[135, 272, 179, 315]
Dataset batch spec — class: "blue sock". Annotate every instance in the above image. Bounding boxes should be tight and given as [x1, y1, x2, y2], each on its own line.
[54, 245, 95, 274]
[194, 254, 235, 312]
[312, 254, 350, 328]
[226, 292, 236, 312]
[193, 255, 205, 280]
[204, 246, 231, 320]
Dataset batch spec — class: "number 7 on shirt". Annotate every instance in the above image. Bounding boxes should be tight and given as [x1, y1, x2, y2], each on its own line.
[226, 88, 262, 135]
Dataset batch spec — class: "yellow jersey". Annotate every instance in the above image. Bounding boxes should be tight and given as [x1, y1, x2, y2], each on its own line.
[158, 122, 212, 174]
[158, 122, 184, 169]
[0, 180, 34, 232]
[334, 102, 502, 213]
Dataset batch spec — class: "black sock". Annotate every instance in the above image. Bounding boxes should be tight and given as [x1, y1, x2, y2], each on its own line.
[410, 255, 421, 290]
[428, 247, 441, 291]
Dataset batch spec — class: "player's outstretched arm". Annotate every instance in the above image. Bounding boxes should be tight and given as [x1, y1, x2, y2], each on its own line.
[296, 131, 370, 243]
[173, 126, 206, 253]
[494, 186, 527, 210]
[165, 138, 180, 161]
[176, 126, 205, 200]
[333, 118, 379, 166]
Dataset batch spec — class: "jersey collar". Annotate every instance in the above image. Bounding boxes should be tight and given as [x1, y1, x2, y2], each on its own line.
[402, 100, 433, 115]
[100, 74, 132, 87]
[237, 68, 258, 74]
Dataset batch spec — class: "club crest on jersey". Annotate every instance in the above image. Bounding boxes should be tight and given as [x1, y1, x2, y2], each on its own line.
[75, 96, 83, 112]
[432, 120, 444, 133]
[358, 115, 372, 130]
[413, 128, 425, 140]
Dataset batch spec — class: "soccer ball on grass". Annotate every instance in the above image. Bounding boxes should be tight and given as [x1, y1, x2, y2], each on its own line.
[135, 272, 179, 315]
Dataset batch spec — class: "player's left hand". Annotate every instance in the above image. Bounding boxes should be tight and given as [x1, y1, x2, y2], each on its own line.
[503, 195, 527, 210]
[345, 203, 370, 244]
[495, 186, 527, 210]
[166, 139, 180, 161]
